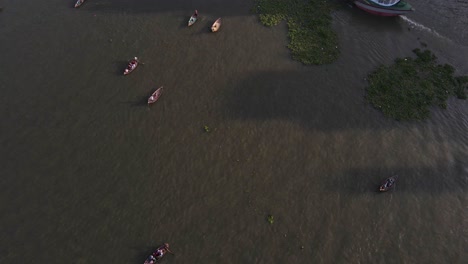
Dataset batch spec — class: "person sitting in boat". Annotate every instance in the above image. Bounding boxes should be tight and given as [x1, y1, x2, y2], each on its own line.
[153, 243, 173, 259]
[147, 255, 157, 263]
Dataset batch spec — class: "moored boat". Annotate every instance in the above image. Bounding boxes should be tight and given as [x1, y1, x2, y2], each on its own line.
[123, 57, 138, 75]
[379, 175, 398, 192]
[148, 86, 163, 105]
[354, 0, 413, 16]
[74, 0, 86, 8]
[143, 243, 173, 264]
[188, 10, 198, 26]
[211, 18, 221, 32]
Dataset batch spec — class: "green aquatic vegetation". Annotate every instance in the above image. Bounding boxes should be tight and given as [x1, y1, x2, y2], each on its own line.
[204, 125, 210, 133]
[255, 0, 340, 65]
[366, 49, 468, 120]
[267, 214, 274, 224]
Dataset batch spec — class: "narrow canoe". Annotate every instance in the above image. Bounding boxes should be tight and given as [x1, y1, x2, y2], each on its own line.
[74, 0, 85, 8]
[379, 175, 398, 192]
[148, 87, 164, 105]
[143, 243, 171, 264]
[188, 10, 198, 26]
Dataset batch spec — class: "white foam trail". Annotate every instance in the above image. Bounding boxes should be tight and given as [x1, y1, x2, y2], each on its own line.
[400, 16, 447, 40]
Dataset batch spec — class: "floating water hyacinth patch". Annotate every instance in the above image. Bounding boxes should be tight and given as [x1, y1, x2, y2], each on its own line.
[255, 0, 340, 65]
[366, 49, 467, 120]
[267, 214, 274, 224]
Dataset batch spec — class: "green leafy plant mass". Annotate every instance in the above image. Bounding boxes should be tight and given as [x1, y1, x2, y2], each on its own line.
[366, 49, 467, 120]
[255, 0, 340, 65]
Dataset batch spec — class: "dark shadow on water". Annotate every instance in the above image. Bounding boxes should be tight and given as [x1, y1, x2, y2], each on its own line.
[180, 16, 190, 29]
[224, 70, 399, 131]
[119, 95, 148, 107]
[114, 60, 128, 76]
[131, 246, 155, 263]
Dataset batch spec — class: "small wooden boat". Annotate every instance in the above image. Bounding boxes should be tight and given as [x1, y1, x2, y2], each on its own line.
[379, 175, 398, 192]
[148, 86, 163, 105]
[144, 243, 173, 264]
[188, 10, 198, 26]
[211, 18, 221, 32]
[123, 57, 138, 75]
[74, 0, 86, 8]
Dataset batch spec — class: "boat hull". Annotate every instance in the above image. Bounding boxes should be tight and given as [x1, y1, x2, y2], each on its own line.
[148, 87, 163, 105]
[211, 18, 221, 32]
[74, 0, 85, 8]
[188, 10, 198, 26]
[123, 58, 138, 75]
[354, 0, 413, 16]
[379, 176, 398, 192]
[188, 17, 197, 26]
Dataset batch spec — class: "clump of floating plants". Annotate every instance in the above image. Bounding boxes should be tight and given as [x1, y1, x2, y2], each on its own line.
[267, 214, 274, 224]
[366, 49, 467, 120]
[255, 0, 340, 65]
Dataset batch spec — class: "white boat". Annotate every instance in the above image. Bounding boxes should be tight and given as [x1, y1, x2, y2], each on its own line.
[188, 10, 198, 26]
[74, 0, 85, 8]
[211, 18, 221, 32]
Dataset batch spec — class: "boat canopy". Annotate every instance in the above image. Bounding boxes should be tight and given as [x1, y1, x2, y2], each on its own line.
[369, 0, 400, 6]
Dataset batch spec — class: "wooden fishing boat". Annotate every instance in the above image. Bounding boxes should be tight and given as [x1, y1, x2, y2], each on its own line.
[123, 57, 138, 76]
[211, 18, 221, 32]
[379, 175, 398, 192]
[354, 0, 413, 16]
[143, 243, 173, 264]
[188, 10, 198, 26]
[148, 86, 163, 105]
[74, 0, 86, 8]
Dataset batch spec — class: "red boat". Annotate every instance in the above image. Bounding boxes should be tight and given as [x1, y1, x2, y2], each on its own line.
[144, 243, 173, 264]
[123, 57, 139, 75]
[379, 175, 398, 192]
[148, 86, 163, 105]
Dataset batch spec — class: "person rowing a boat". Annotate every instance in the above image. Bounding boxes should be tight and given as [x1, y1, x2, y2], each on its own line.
[152, 243, 173, 260]
[129, 57, 138, 67]
[125, 57, 138, 72]
[147, 255, 157, 263]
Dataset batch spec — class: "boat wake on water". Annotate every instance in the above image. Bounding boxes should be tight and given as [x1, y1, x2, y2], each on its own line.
[400, 16, 448, 40]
